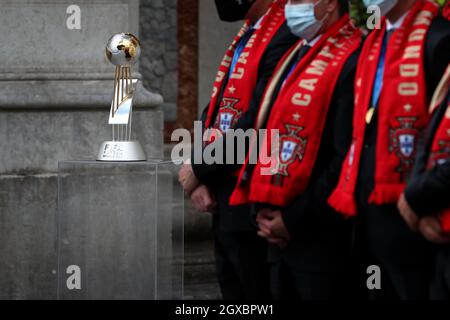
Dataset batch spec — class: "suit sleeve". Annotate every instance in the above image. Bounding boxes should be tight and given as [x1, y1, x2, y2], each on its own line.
[281, 51, 359, 237]
[235, 23, 299, 132]
[192, 24, 299, 183]
[404, 18, 450, 217]
[405, 162, 450, 217]
[425, 17, 450, 96]
[190, 104, 219, 184]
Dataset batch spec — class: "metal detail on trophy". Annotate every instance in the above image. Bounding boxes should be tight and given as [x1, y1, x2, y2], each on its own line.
[97, 33, 147, 161]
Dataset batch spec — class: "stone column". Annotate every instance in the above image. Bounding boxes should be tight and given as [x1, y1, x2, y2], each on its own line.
[0, 0, 163, 299]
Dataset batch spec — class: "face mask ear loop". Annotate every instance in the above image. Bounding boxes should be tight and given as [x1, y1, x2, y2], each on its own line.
[313, 0, 329, 34]
[319, 12, 329, 24]
[313, 0, 324, 9]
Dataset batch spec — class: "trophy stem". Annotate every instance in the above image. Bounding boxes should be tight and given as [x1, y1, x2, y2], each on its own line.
[110, 65, 135, 142]
[121, 66, 125, 103]
[115, 67, 120, 116]
[112, 65, 132, 142]
[125, 67, 129, 141]
[129, 106, 133, 141]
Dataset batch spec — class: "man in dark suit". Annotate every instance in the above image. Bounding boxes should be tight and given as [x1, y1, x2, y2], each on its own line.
[399, 65, 450, 300]
[227, 0, 362, 300]
[329, 0, 450, 299]
[178, 0, 299, 300]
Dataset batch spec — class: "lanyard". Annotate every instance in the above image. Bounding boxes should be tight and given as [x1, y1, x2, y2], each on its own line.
[230, 27, 255, 75]
[371, 30, 391, 109]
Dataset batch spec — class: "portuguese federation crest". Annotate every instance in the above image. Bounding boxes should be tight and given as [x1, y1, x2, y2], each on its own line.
[275, 124, 307, 178]
[215, 98, 241, 133]
[389, 117, 420, 177]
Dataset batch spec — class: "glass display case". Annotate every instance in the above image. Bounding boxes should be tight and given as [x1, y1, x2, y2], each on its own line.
[57, 160, 183, 300]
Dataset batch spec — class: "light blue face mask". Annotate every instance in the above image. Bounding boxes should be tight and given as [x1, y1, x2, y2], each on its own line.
[363, 0, 398, 16]
[285, 0, 328, 41]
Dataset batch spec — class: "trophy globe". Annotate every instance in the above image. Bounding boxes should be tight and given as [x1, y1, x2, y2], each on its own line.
[97, 33, 147, 161]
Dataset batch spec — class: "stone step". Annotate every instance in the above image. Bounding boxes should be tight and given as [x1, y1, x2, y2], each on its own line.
[165, 144, 221, 299]
[184, 241, 221, 300]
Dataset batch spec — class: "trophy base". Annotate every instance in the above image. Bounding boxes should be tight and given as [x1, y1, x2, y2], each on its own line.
[97, 141, 147, 162]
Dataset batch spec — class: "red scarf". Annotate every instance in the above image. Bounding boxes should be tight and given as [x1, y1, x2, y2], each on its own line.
[328, 0, 439, 216]
[204, 0, 287, 131]
[230, 15, 362, 206]
[428, 64, 450, 232]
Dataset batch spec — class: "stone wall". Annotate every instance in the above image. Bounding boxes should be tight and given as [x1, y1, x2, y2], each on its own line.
[140, 0, 178, 121]
[198, 0, 242, 117]
[0, 0, 163, 299]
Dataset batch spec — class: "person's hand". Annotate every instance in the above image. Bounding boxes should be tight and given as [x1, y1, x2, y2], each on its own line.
[256, 209, 290, 248]
[419, 216, 450, 244]
[397, 193, 419, 232]
[190, 185, 217, 213]
[178, 162, 200, 195]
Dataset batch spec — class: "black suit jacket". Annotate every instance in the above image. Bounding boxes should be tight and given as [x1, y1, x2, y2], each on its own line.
[192, 22, 299, 233]
[267, 49, 361, 273]
[356, 16, 450, 206]
[405, 90, 450, 217]
[193, 22, 299, 182]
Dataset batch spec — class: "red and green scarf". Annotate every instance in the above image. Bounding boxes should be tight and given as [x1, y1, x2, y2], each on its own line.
[428, 64, 450, 232]
[230, 14, 362, 207]
[204, 0, 287, 131]
[328, 0, 439, 216]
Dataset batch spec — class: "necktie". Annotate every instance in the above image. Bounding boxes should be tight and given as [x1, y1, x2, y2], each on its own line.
[242, 45, 310, 182]
[366, 29, 394, 124]
[282, 44, 311, 86]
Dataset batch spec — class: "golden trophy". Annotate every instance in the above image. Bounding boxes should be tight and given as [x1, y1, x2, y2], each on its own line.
[97, 33, 146, 161]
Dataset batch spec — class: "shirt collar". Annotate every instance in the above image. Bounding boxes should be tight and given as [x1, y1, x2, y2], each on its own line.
[386, 10, 409, 31]
[253, 15, 264, 30]
[306, 35, 322, 47]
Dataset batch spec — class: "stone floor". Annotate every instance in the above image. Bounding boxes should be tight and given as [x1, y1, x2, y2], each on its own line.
[184, 241, 221, 300]
[164, 145, 222, 300]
